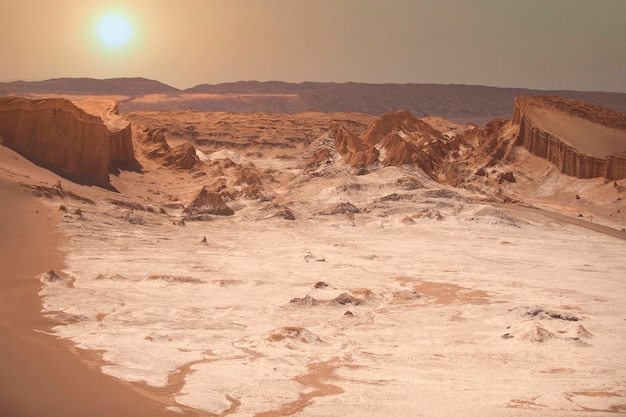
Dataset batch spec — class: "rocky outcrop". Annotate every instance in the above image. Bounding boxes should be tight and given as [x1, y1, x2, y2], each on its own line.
[315, 110, 462, 180]
[138, 127, 201, 170]
[183, 186, 234, 219]
[0, 97, 135, 186]
[513, 96, 626, 180]
[329, 122, 379, 168]
[163, 143, 199, 170]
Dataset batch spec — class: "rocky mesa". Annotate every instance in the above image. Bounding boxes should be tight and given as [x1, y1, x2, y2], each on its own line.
[0, 97, 136, 186]
[513, 96, 626, 180]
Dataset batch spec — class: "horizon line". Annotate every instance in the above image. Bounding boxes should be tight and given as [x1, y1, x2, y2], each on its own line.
[1, 76, 624, 95]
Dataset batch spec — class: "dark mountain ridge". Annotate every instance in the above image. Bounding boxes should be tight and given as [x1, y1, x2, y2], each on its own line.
[1, 78, 625, 124]
[0, 77, 179, 96]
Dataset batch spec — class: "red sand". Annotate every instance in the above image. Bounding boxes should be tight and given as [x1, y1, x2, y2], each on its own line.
[0, 179, 202, 417]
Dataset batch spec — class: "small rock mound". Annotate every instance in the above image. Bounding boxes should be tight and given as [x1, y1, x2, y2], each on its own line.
[147, 275, 204, 284]
[523, 306, 580, 321]
[412, 208, 444, 221]
[333, 293, 364, 305]
[497, 171, 516, 184]
[290, 295, 319, 306]
[503, 306, 590, 344]
[39, 270, 62, 283]
[183, 186, 234, 219]
[515, 321, 557, 343]
[422, 189, 466, 200]
[274, 207, 296, 220]
[397, 176, 425, 190]
[379, 193, 419, 202]
[268, 326, 323, 345]
[95, 273, 128, 281]
[389, 290, 421, 304]
[319, 202, 360, 215]
[401, 216, 416, 224]
[466, 206, 518, 227]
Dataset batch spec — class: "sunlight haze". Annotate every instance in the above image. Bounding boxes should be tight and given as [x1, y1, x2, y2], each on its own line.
[0, 0, 624, 92]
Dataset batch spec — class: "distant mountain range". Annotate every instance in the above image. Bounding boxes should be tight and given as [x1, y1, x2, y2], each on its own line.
[1, 77, 625, 124]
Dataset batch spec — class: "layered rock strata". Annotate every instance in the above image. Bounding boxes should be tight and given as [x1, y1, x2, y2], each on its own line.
[0, 97, 135, 185]
[513, 96, 626, 180]
[309, 110, 463, 180]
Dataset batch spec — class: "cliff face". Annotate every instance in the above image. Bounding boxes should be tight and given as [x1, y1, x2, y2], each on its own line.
[513, 96, 626, 180]
[0, 97, 135, 185]
[515, 116, 607, 178]
[74, 99, 136, 170]
[607, 152, 626, 181]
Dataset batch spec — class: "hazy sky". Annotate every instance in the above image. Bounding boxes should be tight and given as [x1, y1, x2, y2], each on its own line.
[1, 0, 624, 92]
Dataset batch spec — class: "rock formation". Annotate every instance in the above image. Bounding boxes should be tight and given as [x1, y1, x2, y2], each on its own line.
[162, 143, 200, 170]
[76, 99, 137, 170]
[137, 127, 201, 170]
[183, 186, 234, 219]
[308, 110, 463, 180]
[513, 96, 626, 180]
[0, 97, 136, 186]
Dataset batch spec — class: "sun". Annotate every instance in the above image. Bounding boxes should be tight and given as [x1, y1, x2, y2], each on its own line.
[97, 15, 133, 48]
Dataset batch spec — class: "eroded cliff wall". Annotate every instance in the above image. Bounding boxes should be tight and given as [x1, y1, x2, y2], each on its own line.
[75, 99, 136, 170]
[0, 97, 135, 185]
[607, 152, 626, 181]
[513, 96, 626, 180]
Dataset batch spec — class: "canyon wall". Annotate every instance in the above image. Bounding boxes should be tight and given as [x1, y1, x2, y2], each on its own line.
[513, 96, 626, 180]
[0, 97, 135, 185]
[74, 99, 137, 170]
[607, 152, 626, 181]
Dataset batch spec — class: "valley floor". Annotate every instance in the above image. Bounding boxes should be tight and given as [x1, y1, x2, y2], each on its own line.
[37, 180, 626, 416]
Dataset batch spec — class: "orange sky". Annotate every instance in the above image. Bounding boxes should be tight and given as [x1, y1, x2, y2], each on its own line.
[1, 0, 625, 92]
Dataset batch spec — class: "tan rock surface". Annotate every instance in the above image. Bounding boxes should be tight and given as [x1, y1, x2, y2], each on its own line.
[0, 97, 136, 186]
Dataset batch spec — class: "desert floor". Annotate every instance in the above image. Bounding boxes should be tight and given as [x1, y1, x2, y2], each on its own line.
[0, 156, 202, 416]
[1, 122, 625, 416]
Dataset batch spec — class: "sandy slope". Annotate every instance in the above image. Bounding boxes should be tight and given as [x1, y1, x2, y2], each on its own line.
[0, 153, 204, 417]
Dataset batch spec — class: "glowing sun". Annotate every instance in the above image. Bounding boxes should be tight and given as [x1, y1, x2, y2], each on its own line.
[97, 15, 132, 48]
